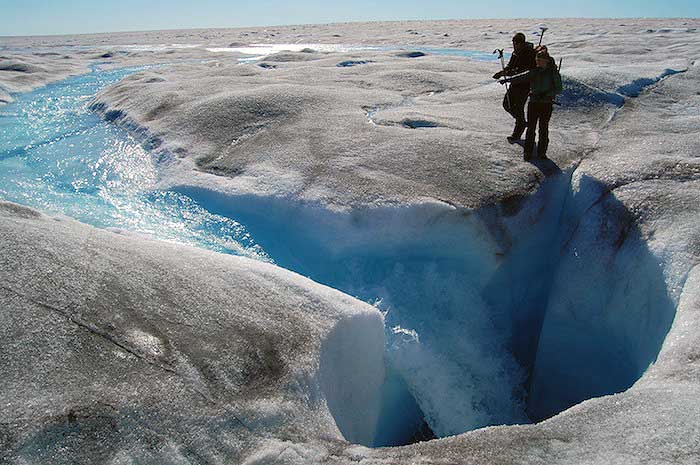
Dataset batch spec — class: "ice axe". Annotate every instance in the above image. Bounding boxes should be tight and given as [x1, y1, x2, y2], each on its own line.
[493, 48, 511, 111]
[538, 26, 549, 47]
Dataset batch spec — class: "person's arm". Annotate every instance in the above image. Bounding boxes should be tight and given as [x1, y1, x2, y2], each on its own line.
[500, 69, 533, 85]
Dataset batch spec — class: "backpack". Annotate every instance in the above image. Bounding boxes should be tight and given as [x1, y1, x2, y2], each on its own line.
[550, 57, 563, 95]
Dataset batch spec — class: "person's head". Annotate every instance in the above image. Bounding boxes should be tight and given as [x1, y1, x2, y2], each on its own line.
[536, 50, 550, 68]
[512, 33, 526, 51]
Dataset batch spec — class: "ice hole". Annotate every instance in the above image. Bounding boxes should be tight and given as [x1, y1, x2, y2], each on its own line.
[176, 170, 676, 447]
[396, 51, 427, 58]
[401, 119, 442, 129]
[337, 60, 371, 67]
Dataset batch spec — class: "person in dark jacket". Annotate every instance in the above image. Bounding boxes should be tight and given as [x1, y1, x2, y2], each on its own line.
[492, 33, 536, 143]
[500, 49, 563, 160]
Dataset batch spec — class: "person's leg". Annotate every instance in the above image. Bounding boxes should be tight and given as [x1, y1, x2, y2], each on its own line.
[503, 92, 512, 117]
[537, 103, 553, 159]
[524, 101, 538, 160]
[511, 90, 528, 139]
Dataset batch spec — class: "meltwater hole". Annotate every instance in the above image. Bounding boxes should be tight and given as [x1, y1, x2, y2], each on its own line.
[401, 118, 442, 129]
[176, 172, 677, 448]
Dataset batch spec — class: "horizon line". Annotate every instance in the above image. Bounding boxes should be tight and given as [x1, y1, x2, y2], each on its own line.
[2, 16, 698, 39]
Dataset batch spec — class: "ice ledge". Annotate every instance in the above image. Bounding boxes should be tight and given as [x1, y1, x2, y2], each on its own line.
[0, 200, 388, 457]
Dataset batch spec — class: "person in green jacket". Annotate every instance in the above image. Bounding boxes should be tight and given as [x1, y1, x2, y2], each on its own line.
[500, 49, 563, 160]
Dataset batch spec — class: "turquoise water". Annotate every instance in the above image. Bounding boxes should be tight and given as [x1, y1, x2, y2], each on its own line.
[0, 64, 268, 259]
[411, 47, 503, 61]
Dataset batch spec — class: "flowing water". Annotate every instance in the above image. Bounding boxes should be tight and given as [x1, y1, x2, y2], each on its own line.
[0, 64, 268, 260]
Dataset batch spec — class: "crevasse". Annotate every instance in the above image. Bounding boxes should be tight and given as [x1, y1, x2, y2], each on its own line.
[173, 164, 676, 447]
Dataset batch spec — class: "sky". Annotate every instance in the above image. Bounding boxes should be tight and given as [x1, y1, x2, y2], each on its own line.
[1, 0, 699, 36]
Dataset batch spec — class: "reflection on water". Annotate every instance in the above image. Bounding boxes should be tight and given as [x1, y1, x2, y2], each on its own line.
[0, 65, 269, 260]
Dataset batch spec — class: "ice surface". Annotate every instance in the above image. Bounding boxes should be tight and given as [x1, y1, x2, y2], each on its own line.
[528, 173, 677, 420]
[89, 50, 586, 208]
[319, 313, 386, 446]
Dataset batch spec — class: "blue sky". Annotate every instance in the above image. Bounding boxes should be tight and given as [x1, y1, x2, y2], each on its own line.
[1, 0, 699, 36]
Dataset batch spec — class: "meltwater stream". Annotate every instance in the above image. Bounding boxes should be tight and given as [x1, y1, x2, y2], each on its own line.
[0, 64, 268, 260]
[0, 46, 497, 254]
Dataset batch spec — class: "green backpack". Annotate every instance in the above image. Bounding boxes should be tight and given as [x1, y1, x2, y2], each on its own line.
[551, 58, 563, 95]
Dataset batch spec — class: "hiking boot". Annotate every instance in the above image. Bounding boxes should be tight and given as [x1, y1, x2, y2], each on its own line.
[507, 136, 518, 144]
[537, 140, 549, 159]
[512, 121, 527, 140]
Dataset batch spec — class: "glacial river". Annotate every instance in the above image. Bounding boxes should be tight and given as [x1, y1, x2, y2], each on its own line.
[0, 63, 270, 259]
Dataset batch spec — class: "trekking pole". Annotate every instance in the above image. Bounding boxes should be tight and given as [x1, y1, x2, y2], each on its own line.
[554, 57, 564, 106]
[493, 48, 511, 111]
[538, 26, 549, 47]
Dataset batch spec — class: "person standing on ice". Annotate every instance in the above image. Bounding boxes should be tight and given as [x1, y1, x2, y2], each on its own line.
[492, 33, 536, 143]
[499, 49, 563, 160]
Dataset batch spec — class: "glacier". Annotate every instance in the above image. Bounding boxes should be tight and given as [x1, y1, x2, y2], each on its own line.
[1, 17, 700, 465]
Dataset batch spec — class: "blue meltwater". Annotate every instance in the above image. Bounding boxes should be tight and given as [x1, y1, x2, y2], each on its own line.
[0, 64, 268, 260]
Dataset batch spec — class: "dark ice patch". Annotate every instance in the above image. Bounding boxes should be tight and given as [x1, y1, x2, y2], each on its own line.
[558, 78, 625, 108]
[143, 76, 166, 83]
[396, 51, 426, 58]
[104, 110, 124, 122]
[337, 60, 371, 67]
[401, 119, 442, 129]
[0, 201, 43, 219]
[0, 61, 46, 73]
